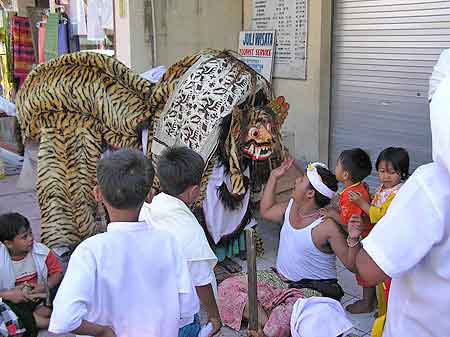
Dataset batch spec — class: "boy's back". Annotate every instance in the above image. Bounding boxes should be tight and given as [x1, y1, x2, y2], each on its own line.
[339, 183, 371, 234]
[50, 222, 198, 337]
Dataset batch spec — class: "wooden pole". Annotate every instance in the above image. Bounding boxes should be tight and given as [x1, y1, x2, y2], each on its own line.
[246, 228, 258, 331]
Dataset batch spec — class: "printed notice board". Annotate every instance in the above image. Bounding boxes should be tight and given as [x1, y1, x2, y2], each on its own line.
[252, 0, 308, 80]
[238, 30, 275, 82]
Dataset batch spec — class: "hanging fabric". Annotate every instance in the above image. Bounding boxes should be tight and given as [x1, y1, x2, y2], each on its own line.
[44, 13, 59, 61]
[25, 6, 44, 63]
[0, 11, 13, 100]
[87, 0, 113, 41]
[11, 16, 35, 87]
[68, 0, 87, 36]
[38, 24, 45, 63]
[68, 22, 80, 53]
[58, 20, 69, 55]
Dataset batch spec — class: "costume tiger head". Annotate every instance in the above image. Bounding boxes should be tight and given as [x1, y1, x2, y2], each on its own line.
[243, 97, 289, 162]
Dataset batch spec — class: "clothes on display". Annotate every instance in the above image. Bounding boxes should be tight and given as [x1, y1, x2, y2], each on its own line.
[86, 0, 113, 41]
[0, 0, 112, 102]
[43, 13, 59, 61]
[0, 12, 17, 98]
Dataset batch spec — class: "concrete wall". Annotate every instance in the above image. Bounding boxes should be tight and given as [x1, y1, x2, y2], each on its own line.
[114, 0, 154, 73]
[17, 0, 35, 16]
[115, 0, 242, 73]
[153, 0, 243, 65]
[243, 0, 332, 163]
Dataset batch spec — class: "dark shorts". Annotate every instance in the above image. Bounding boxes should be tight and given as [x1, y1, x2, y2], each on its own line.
[178, 313, 201, 337]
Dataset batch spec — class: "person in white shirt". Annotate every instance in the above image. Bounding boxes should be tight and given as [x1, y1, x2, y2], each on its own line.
[140, 146, 221, 337]
[429, 49, 450, 101]
[49, 149, 198, 337]
[346, 69, 450, 336]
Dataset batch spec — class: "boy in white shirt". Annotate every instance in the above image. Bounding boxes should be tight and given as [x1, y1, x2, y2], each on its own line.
[49, 149, 198, 337]
[140, 146, 221, 337]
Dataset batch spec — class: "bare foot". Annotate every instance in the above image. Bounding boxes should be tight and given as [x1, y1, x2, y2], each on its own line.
[346, 300, 375, 314]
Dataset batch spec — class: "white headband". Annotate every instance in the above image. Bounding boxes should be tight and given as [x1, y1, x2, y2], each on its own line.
[306, 162, 336, 199]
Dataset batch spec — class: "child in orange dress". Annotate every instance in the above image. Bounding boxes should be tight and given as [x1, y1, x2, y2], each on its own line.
[349, 147, 410, 305]
[335, 148, 374, 314]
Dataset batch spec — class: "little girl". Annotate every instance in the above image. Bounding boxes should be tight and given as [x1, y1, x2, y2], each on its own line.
[349, 147, 409, 302]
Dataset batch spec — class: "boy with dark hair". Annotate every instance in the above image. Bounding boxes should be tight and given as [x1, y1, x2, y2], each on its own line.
[335, 148, 375, 314]
[49, 149, 198, 337]
[0, 212, 62, 333]
[140, 146, 221, 337]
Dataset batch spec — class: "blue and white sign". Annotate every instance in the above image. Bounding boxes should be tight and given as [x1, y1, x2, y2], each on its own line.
[238, 30, 275, 82]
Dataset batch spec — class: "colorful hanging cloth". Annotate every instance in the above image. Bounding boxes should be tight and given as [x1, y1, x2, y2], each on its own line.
[38, 24, 45, 64]
[11, 16, 35, 87]
[44, 13, 59, 61]
[0, 11, 13, 99]
[58, 21, 69, 55]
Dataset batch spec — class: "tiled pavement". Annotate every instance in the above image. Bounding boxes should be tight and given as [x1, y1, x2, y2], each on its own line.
[0, 175, 374, 337]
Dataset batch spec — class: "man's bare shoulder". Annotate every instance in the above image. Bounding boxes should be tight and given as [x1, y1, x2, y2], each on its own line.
[316, 217, 346, 237]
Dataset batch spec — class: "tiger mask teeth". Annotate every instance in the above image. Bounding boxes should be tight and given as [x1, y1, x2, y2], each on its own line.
[243, 114, 275, 161]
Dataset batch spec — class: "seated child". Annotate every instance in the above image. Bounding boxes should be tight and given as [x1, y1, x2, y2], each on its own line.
[349, 147, 409, 304]
[334, 148, 374, 314]
[0, 212, 62, 334]
[140, 146, 221, 337]
[49, 149, 199, 337]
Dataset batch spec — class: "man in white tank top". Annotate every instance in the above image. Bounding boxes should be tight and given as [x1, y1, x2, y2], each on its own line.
[219, 161, 364, 337]
[260, 160, 365, 285]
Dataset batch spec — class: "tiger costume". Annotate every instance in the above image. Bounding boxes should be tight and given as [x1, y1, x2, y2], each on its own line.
[16, 50, 288, 265]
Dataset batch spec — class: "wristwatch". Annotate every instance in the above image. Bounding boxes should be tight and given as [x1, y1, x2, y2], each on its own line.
[347, 235, 362, 248]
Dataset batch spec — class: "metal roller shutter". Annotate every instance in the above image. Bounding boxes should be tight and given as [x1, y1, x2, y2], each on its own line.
[329, 0, 450, 187]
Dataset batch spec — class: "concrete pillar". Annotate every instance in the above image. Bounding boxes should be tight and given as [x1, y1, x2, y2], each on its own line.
[115, 0, 242, 70]
[154, 0, 242, 66]
[114, 0, 153, 73]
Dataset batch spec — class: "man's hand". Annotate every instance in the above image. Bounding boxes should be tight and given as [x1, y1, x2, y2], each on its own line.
[348, 191, 362, 204]
[270, 159, 293, 179]
[348, 191, 371, 215]
[319, 207, 341, 223]
[30, 283, 46, 294]
[208, 317, 222, 336]
[5, 287, 30, 304]
[95, 326, 116, 337]
[348, 215, 365, 239]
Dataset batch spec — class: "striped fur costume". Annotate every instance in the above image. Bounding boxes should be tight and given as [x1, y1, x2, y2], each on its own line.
[16, 50, 288, 251]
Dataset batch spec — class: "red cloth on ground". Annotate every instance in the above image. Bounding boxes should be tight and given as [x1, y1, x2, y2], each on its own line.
[218, 275, 305, 337]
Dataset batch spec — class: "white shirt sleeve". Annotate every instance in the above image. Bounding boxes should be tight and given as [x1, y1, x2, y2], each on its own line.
[362, 172, 445, 279]
[187, 260, 215, 287]
[172, 239, 200, 324]
[49, 245, 96, 334]
[429, 49, 450, 100]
